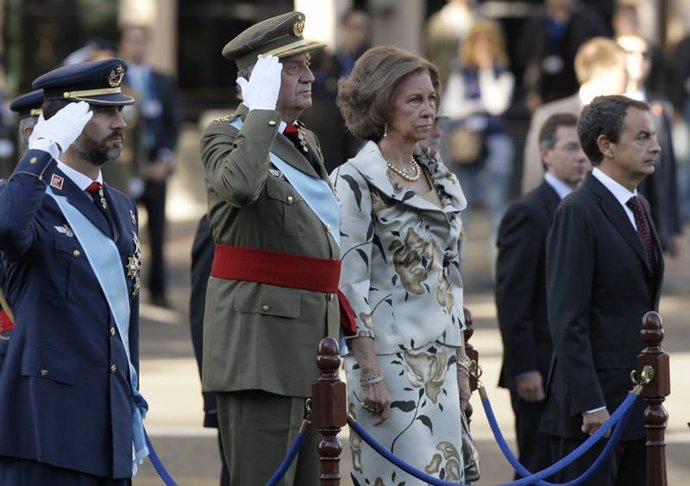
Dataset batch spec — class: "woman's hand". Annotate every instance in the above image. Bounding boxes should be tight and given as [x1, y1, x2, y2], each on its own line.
[351, 336, 391, 425]
[360, 378, 392, 426]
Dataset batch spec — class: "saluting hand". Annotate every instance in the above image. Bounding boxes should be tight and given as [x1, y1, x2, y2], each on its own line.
[236, 55, 283, 111]
[29, 101, 93, 154]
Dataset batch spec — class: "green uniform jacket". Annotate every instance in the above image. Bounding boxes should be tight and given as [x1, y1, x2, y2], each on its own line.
[200, 105, 341, 398]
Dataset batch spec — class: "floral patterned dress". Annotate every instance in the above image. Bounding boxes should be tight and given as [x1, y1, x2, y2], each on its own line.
[331, 141, 468, 485]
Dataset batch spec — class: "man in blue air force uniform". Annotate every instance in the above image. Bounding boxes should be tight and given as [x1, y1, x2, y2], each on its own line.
[0, 59, 148, 486]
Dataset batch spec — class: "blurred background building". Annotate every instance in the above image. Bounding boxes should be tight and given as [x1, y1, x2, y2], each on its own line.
[1, 0, 688, 216]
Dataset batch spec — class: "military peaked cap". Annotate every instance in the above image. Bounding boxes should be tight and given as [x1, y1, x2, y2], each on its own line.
[32, 58, 135, 106]
[222, 11, 326, 70]
[9, 89, 44, 119]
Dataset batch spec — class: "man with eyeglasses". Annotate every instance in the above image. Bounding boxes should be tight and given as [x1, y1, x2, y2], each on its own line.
[496, 112, 588, 477]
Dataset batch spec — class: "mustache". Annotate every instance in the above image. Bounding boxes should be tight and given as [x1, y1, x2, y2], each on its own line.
[106, 131, 125, 141]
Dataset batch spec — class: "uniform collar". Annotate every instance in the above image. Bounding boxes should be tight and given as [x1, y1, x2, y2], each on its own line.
[56, 159, 103, 192]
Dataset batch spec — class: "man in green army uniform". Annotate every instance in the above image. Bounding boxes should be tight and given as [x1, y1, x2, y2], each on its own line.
[200, 11, 351, 486]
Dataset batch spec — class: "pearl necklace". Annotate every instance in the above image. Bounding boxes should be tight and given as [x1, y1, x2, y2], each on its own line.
[386, 157, 421, 182]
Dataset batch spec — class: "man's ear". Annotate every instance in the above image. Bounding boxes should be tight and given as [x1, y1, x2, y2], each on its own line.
[596, 134, 613, 159]
[23, 126, 34, 143]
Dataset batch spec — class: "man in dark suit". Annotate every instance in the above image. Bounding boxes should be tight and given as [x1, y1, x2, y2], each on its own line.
[118, 23, 181, 308]
[0, 59, 146, 485]
[496, 112, 588, 476]
[189, 214, 229, 486]
[542, 95, 664, 485]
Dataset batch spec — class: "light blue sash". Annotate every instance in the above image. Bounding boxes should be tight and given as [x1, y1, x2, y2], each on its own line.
[230, 118, 340, 245]
[45, 187, 149, 465]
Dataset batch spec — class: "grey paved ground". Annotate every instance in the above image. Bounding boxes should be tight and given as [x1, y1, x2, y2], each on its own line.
[132, 202, 690, 486]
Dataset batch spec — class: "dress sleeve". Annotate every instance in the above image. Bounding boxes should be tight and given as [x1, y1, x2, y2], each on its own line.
[330, 165, 376, 338]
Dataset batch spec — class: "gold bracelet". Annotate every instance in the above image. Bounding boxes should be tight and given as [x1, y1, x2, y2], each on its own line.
[360, 374, 384, 388]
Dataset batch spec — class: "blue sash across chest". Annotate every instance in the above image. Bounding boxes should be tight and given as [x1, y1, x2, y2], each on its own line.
[230, 118, 340, 245]
[45, 186, 149, 466]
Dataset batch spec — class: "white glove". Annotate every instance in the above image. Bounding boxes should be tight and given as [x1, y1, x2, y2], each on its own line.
[236, 55, 282, 111]
[29, 101, 93, 154]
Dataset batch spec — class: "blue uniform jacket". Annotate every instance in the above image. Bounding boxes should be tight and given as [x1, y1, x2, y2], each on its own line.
[0, 149, 141, 479]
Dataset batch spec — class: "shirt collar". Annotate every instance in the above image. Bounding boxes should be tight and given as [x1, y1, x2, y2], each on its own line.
[544, 172, 574, 200]
[592, 167, 637, 205]
[56, 159, 103, 192]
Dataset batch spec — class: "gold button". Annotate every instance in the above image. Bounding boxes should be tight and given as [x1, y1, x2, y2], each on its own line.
[72, 250, 80, 257]
[40, 369, 48, 377]
[261, 304, 270, 312]
[110, 327, 116, 336]
[110, 364, 117, 373]
[268, 120, 277, 126]
[30, 157, 37, 165]
[287, 196, 294, 204]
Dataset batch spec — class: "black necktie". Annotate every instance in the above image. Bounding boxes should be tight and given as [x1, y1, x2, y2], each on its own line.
[626, 196, 657, 274]
[86, 182, 116, 238]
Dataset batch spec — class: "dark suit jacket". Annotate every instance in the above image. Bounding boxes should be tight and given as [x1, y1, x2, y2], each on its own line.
[189, 214, 218, 427]
[637, 94, 682, 252]
[496, 181, 560, 388]
[0, 150, 141, 478]
[125, 69, 180, 163]
[541, 173, 664, 441]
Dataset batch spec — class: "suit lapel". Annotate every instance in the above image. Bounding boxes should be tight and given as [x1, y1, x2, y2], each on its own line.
[586, 174, 651, 275]
[48, 167, 112, 237]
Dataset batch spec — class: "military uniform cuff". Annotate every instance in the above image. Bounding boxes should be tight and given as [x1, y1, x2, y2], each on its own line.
[27, 139, 60, 160]
[11, 149, 55, 182]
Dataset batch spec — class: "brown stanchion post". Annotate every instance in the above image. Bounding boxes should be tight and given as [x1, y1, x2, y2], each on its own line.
[463, 307, 478, 420]
[311, 337, 347, 486]
[636, 311, 670, 486]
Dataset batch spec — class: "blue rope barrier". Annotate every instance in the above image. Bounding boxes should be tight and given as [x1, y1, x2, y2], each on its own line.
[144, 428, 178, 486]
[498, 390, 639, 486]
[482, 387, 635, 486]
[349, 388, 639, 486]
[265, 420, 310, 486]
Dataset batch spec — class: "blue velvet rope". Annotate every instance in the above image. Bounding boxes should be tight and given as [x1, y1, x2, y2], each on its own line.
[482, 389, 636, 486]
[265, 427, 308, 486]
[144, 428, 178, 486]
[348, 389, 639, 486]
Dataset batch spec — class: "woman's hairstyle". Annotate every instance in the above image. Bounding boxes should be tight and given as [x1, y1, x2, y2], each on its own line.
[460, 19, 509, 68]
[336, 46, 440, 142]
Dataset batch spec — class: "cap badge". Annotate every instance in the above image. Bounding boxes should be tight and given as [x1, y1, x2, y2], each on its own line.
[107, 65, 125, 88]
[291, 17, 305, 38]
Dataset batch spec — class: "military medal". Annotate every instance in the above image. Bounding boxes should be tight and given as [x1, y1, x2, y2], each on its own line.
[129, 209, 136, 226]
[296, 128, 309, 153]
[126, 231, 143, 297]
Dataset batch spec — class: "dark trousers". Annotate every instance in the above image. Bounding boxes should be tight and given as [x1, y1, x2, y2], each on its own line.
[0, 456, 131, 486]
[217, 390, 320, 486]
[141, 179, 167, 299]
[549, 435, 646, 486]
[510, 389, 552, 479]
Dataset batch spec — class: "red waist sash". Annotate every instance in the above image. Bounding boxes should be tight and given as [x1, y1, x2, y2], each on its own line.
[211, 244, 356, 335]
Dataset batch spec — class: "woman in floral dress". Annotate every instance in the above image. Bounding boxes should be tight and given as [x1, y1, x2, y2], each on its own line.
[331, 46, 472, 485]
